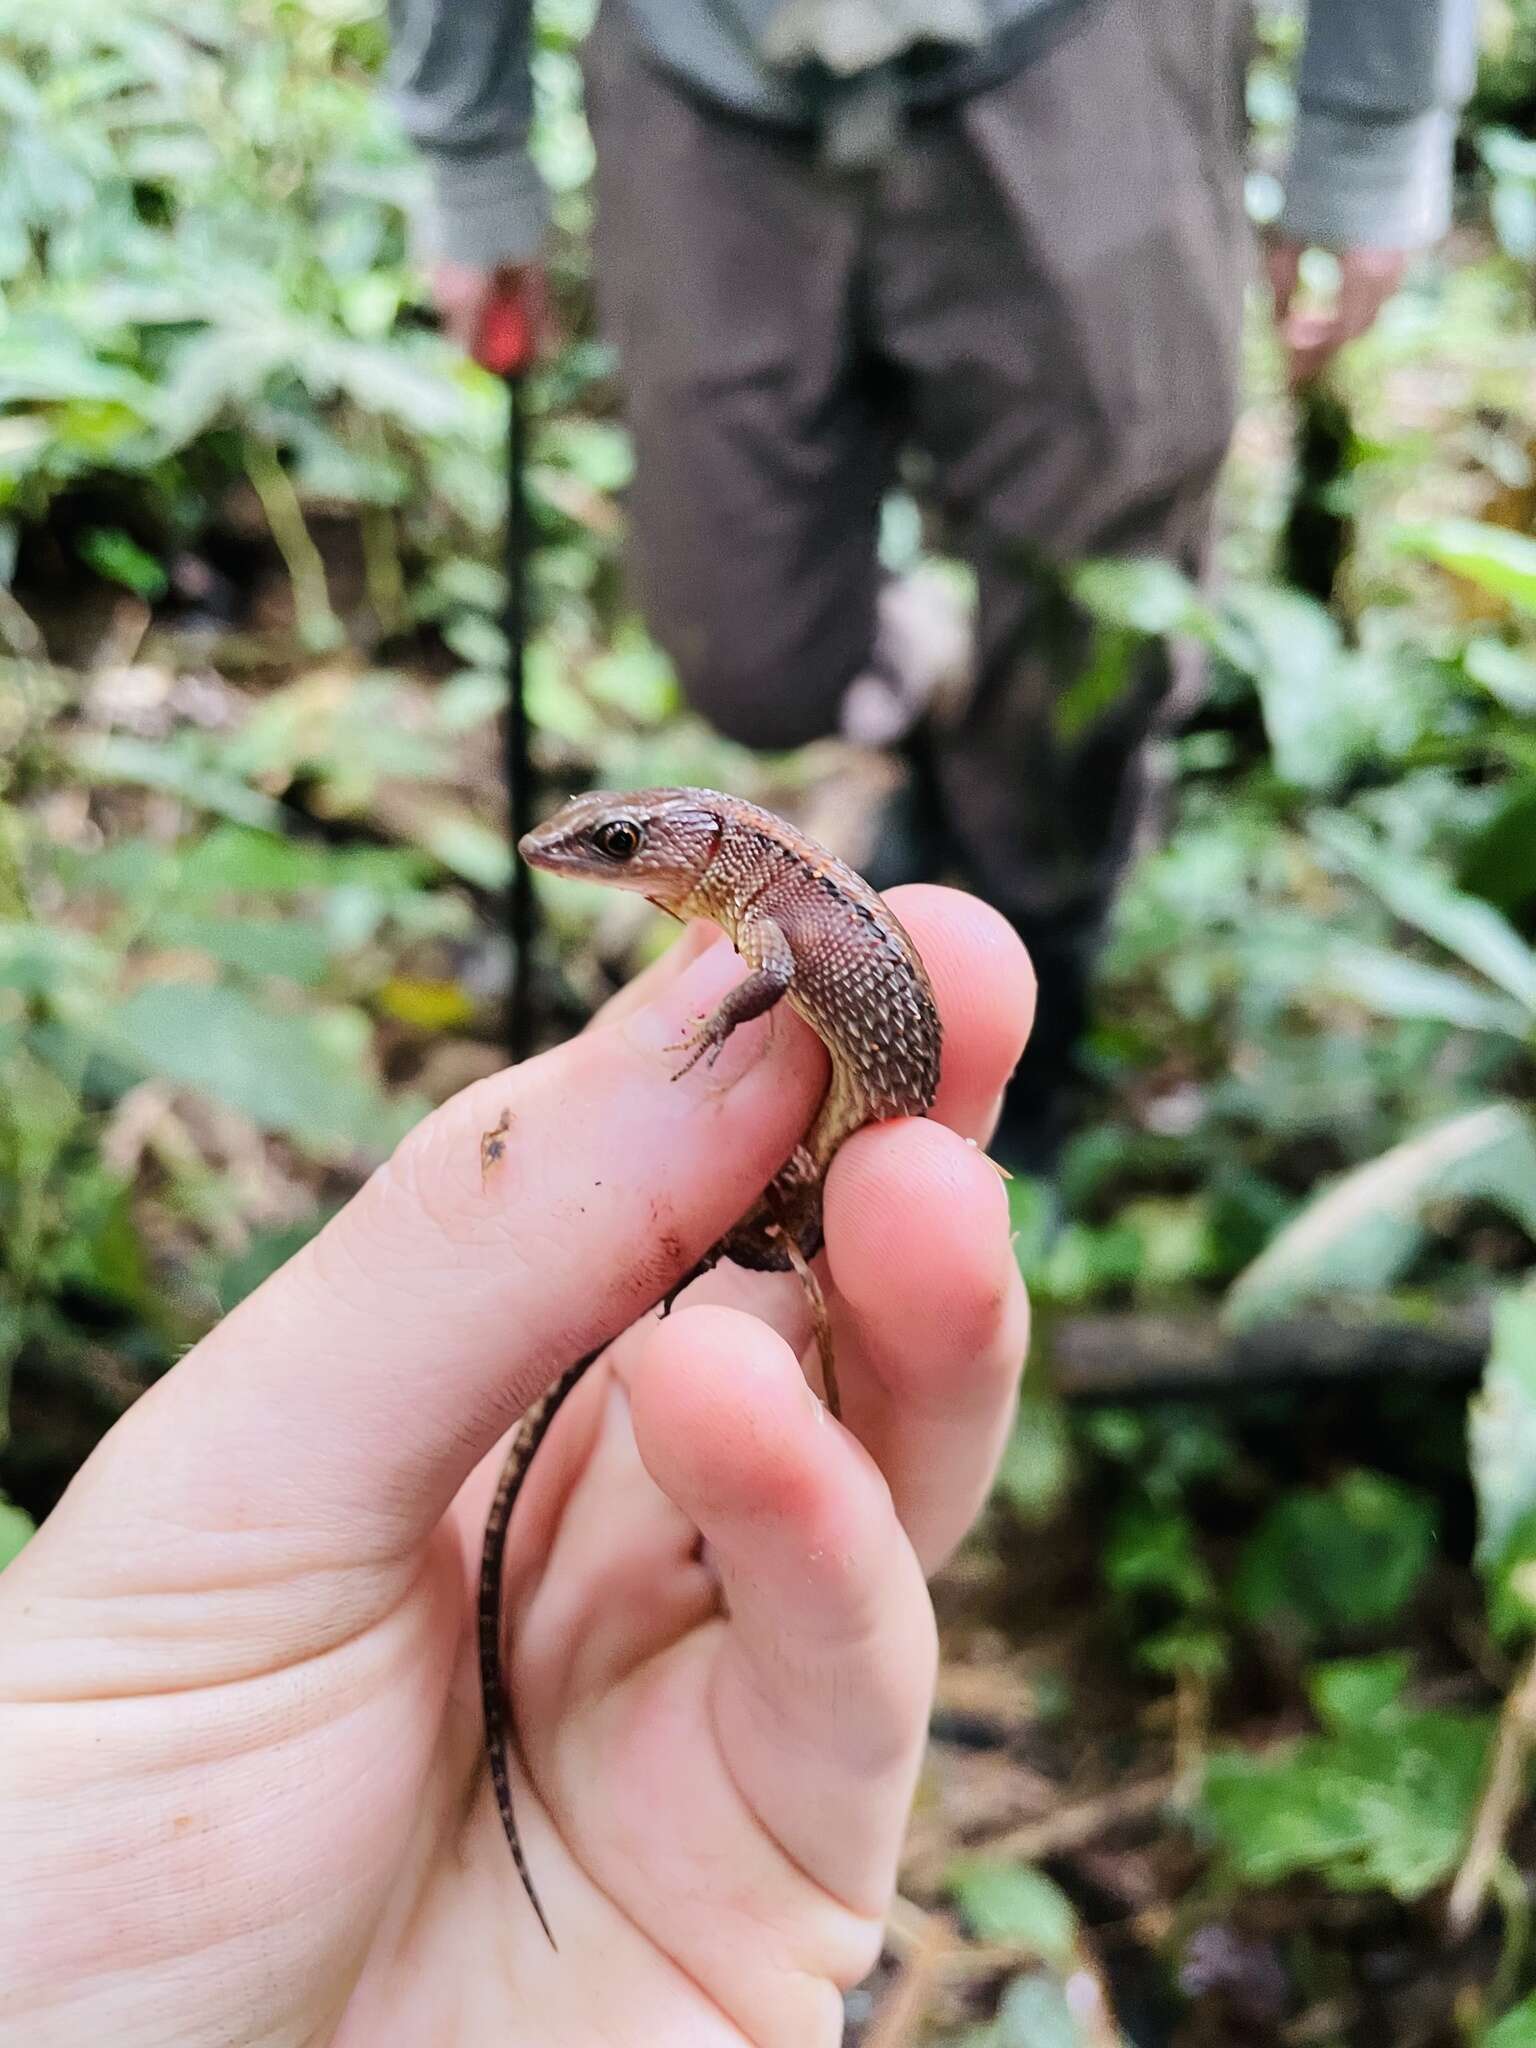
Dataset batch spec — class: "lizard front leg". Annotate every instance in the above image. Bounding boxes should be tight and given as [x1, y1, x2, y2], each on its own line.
[669, 915, 841, 1414]
[668, 915, 794, 1080]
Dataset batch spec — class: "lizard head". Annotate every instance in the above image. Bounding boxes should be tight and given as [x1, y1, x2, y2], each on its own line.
[518, 788, 724, 905]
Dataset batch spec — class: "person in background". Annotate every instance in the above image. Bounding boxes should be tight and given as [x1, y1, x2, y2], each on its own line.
[386, 0, 1477, 1172]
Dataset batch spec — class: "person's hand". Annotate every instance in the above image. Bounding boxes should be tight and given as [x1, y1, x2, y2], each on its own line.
[1265, 236, 1407, 390]
[0, 886, 1034, 2048]
[433, 260, 550, 373]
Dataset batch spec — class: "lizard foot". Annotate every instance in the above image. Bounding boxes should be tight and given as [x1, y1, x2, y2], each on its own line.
[666, 1014, 730, 1084]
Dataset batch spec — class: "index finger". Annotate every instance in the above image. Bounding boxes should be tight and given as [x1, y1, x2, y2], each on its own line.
[35, 936, 826, 1572]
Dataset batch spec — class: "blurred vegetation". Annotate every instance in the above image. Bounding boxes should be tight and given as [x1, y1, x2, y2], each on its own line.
[3, 0, 1536, 2041]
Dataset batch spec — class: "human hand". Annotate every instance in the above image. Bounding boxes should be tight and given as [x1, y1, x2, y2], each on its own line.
[432, 260, 550, 374]
[1265, 236, 1407, 390]
[0, 886, 1034, 2048]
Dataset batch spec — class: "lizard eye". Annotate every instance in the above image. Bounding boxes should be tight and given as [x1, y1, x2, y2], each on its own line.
[592, 818, 643, 861]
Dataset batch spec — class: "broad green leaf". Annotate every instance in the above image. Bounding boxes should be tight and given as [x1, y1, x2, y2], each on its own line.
[93, 981, 419, 1159]
[147, 911, 333, 984]
[72, 734, 284, 831]
[1063, 561, 1221, 746]
[1395, 518, 1536, 617]
[0, 1494, 34, 1571]
[1470, 1284, 1536, 1638]
[295, 332, 471, 438]
[1071, 557, 1214, 638]
[227, 672, 452, 796]
[1234, 1474, 1435, 1644]
[211, 1219, 326, 1312]
[1307, 1653, 1413, 1733]
[409, 809, 511, 890]
[0, 919, 111, 995]
[525, 638, 603, 746]
[59, 838, 178, 899]
[958, 1972, 1103, 2048]
[1226, 1105, 1536, 1328]
[44, 1170, 153, 1313]
[586, 631, 678, 726]
[1201, 1707, 1493, 1900]
[1225, 586, 1360, 790]
[1463, 637, 1536, 715]
[1056, 624, 1140, 743]
[1138, 1618, 1230, 1683]
[1314, 813, 1536, 1017]
[1484, 1995, 1536, 2048]
[946, 1862, 1078, 1964]
[993, 1394, 1074, 1525]
[1105, 1497, 1213, 1609]
[179, 828, 429, 900]
[1323, 942, 1528, 1039]
[0, 1043, 83, 1275]
[1461, 786, 1536, 917]
[77, 525, 166, 598]
[538, 417, 634, 493]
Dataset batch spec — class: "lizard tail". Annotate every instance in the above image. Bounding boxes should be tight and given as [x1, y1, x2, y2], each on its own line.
[477, 1349, 598, 1950]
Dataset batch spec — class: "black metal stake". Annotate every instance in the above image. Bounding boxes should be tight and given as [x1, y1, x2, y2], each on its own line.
[503, 370, 536, 1064]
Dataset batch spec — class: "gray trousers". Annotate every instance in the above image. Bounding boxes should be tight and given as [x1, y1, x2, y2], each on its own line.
[582, 0, 1249, 1019]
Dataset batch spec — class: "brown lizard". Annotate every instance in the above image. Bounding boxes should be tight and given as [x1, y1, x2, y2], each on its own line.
[477, 787, 943, 1945]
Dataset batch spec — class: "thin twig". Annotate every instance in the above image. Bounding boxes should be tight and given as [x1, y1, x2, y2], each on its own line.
[865, 1899, 950, 2048]
[965, 1774, 1178, 1868]
[1490, 1853, 1532, 2013]
[246, 441, 342, 653]
[361, 503, 406, 635]
[872, 1897, 1127, 2048]
[1449, 1643, 1536, 1939]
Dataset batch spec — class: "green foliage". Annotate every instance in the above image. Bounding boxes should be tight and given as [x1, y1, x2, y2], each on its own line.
[2, 7, 1536, 2036]
[945, 1971, 1130, 2048]
[1233, 1472, 1436, 1645]
[0, 0, 458, 531]
[1314, 812, 1536, 1022]
[1202, 1694, 1493, 1901]
[1306, 1652, 1414, 1731]
[0, 1493, 33, 1567]
[1395, 519, 1536, 618]
[1086, 1406, 1239, 1684]
[1485, 1993, 1536, 2048]
[946, 1861, 1079, 1964]
[1471, 1283, 1536, 1640]
[1105, 1493, 1229, 1684]
[1225, 1106, 1536, 1328]
[103, 982, 420, 1158]
[993, 1392, 1075, 1526]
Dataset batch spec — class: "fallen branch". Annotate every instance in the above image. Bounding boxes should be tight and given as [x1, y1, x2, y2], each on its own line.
[865, 1899, 950, 2048]
[1448, 1642, 1536, 1939]
[1050, 1301, 1491, 1402]
[962, 1773, 1179, 1868]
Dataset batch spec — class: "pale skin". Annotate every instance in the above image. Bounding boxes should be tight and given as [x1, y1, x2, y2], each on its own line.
[1264, 236, 1408, 391]
[0, 886, 1035, 2048]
